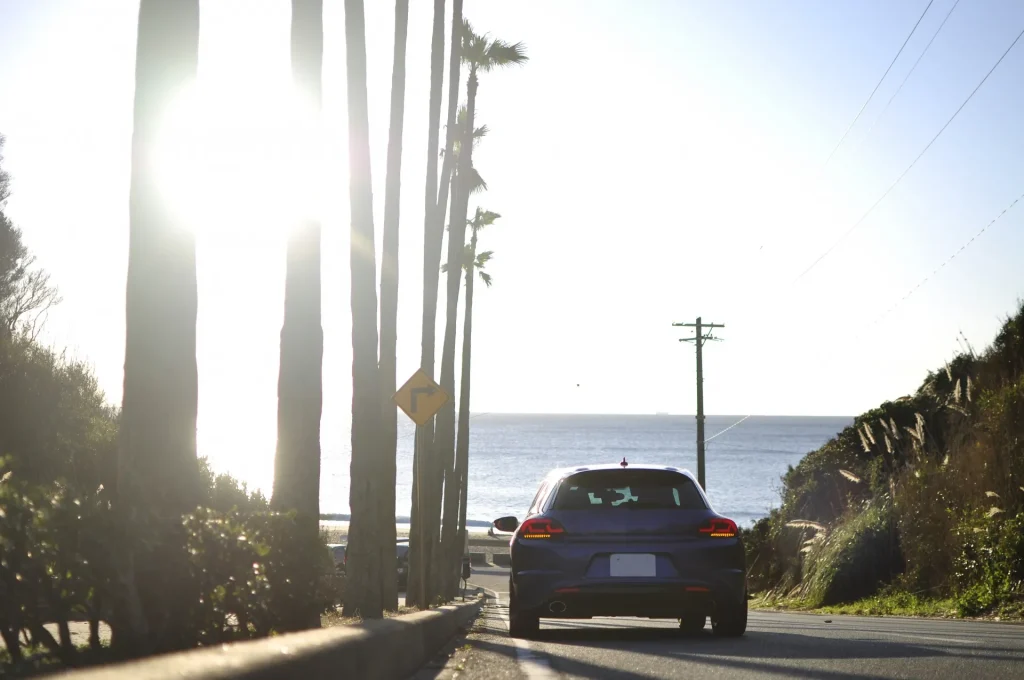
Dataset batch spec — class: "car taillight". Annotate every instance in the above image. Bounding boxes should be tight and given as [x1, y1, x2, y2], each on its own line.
[519, 518, 566, 539]
[699, 517, 738, 538]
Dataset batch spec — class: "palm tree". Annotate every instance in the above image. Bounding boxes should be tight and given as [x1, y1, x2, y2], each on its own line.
[407, 0, 446, 612]
[445, 209, 499, 571]
[116, 0, 200, 650]
[436, 108, 487, 598]
[409, 0, 462, 610]
[435, 21, 526, 598]
[342, 0, 384, 619]
[270, 0, 324, 631]
[377, 0, 409, 613]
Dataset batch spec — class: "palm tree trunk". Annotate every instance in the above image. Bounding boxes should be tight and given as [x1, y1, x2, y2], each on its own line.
[411, 0, 463, 609]
[342, 0, 383, 620]
[120, 0, 201, 525]
[436, 67, 477, 600]
[117, 0, 200, 651]
[454, 233, 477, 573]
[270, 0, 324, 632]
[273, 0, 323, 526]
[378, 0, 409, 613]
[407, 0, 447, 610]
[408, 0, 442, 611]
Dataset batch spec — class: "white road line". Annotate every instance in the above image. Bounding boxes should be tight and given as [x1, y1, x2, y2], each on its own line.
[491, 597, 559, 679]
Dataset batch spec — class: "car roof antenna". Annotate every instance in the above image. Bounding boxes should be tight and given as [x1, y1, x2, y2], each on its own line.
[620, 457, 628, 468]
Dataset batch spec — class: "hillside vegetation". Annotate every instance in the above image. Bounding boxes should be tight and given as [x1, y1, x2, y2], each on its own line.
[745, 300, 1024, 618]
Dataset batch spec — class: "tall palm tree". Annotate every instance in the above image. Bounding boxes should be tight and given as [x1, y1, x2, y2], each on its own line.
[342, 0, 384, 620]
[377, 0, 409, 613]
[435, 21, 527, 597]
[445, 209, 499, 570]
[436, 108, 486, 598]
[270, 0, 324, 631]
[117, 0, 200, 650]
[409, 0, 463, 610]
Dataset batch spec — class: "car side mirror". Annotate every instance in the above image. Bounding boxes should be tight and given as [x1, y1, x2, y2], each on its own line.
[493, 516, 519, 533]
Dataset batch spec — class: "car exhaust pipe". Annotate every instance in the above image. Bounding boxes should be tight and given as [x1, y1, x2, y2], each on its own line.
[549, 601, 566, 614]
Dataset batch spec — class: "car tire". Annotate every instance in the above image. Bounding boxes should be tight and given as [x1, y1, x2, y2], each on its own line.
[678, 615, 706, 635]
[508, 576, 539, 639]
[711, 595, 747, 637]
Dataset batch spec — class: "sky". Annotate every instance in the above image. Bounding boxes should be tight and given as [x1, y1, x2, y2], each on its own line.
[1, 0, 1023, 496]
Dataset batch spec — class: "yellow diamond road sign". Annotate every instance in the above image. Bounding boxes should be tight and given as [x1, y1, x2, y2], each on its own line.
[394, 369, 450, 426]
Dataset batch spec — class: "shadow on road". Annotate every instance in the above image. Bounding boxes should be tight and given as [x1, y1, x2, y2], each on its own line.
[517, 621, 1024, 679]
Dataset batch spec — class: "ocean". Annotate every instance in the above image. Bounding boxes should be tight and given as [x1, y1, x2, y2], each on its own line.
[320, 414, 853, 528]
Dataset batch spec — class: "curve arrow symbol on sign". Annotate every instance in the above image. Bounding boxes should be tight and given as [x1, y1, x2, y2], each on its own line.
[410, 386, 437, 413]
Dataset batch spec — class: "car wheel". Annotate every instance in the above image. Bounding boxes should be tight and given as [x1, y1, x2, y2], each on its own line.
[678, 614, 706, 635]
[508, 576, 539, 639]
[711, 595, 747, 637]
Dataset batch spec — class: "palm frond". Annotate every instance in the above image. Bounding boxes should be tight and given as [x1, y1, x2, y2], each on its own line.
[469, 208, 501, 230]
[479, 271, 493, 287]
[481, 39, 529, 71]
[463, 166, 487, 194]
[475, 250, 494, 267]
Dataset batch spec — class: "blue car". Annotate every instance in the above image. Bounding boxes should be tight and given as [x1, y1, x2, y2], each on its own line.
[492, 462, 747, 638]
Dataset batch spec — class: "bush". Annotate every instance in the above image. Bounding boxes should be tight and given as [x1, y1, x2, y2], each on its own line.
[750, 300, 1024, 614]
[0, 459, 342, 670]
[798, 499, 902, 607]
[953, 510, 1024, 616]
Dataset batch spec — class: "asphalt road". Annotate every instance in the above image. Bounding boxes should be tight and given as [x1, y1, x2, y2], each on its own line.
[455, 565, 1024, 679]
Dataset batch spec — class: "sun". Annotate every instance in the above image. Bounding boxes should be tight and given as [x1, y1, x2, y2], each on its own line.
[154, 76, 326, 239]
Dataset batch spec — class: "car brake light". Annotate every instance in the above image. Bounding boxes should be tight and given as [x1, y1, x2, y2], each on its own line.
[519, 518, 566, 539]
[699, 517, 738, 538]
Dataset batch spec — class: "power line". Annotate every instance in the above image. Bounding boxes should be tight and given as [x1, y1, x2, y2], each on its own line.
[794, 24, 1024, 284]
[863, 188, 1024, 331]
[705, 414, 752, 445]
[859, 0, 962, 142]
[822, 0, 936, 167]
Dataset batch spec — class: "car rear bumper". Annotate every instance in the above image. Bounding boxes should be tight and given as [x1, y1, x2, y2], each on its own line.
[514, 570, 746, 618]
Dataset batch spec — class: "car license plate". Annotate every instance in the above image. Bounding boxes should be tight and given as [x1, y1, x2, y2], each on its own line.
[610, 553, 656, 577]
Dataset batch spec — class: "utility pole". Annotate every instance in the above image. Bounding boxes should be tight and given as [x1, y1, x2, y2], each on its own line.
[672, 317, 724, 491]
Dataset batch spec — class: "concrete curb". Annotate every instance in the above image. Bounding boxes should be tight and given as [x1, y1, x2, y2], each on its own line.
[55, 597, 484, 680]
[492, 553, 511, 568]
[469, 551, 490, 566]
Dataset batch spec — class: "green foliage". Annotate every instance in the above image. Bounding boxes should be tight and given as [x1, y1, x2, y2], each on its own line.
[748, 299, 1024, 617]
[798, 499, 902, 607]
[182, 508, 341, 643]
[198, 456, 269, 513]
[952, 510, 1024, 617]
[0, 462, 343, 670]
[0, 334, 117, 490]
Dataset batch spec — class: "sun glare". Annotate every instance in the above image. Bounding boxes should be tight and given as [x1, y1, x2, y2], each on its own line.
[155, 78, 326, 239]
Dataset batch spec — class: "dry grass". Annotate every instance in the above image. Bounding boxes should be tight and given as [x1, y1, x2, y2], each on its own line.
[320, 604, 419, 628]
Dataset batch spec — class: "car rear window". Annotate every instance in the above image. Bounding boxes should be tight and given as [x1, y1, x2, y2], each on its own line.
[551, 470, 707, 510]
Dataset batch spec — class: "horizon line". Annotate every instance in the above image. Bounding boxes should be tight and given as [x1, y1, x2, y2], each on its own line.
[463, 411, 856, 419]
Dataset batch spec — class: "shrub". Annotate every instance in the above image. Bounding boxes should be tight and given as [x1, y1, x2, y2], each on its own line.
[798, 499, 902, 607]
[953, 510, 1024, 616]
[0, 460, 341, 670]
